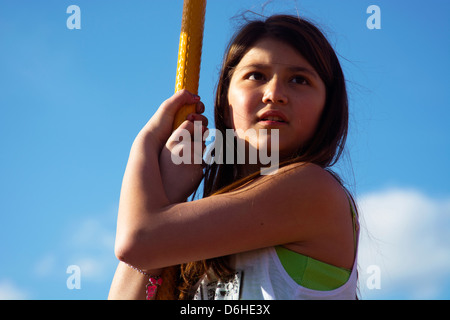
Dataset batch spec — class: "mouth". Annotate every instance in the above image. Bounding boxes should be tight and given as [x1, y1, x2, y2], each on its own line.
[258, 110, 288, 125]
[260, 116, 286, 123]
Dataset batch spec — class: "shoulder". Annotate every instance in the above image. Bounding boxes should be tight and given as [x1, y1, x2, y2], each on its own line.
[254, 162, 348, 206]
[234, 162, 351, 230]
[253, 162, 351, 237]
[263, 163, 354, 268]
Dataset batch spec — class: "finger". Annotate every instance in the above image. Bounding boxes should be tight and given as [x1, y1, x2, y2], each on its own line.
[168, 119, 199, 144]
[159, 89, 201, 117]
[195, 101, 205, 114]
[168, 120, 205, 165]
[186, 116, 208, 142]
[170, 118, 194, 139]
[187, 113, 208, 127]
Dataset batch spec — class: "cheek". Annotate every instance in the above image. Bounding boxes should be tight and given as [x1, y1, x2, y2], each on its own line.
[227, 87, 258, 129]
[294, 96, 325, 140]
[310, 97, 326, 131]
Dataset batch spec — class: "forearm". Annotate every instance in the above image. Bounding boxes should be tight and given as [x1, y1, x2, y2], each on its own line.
[108, 262, 149, 300]
[120, 132, 170, 211]
[108, 261, 163, 300]
[115, 132, 171, 267]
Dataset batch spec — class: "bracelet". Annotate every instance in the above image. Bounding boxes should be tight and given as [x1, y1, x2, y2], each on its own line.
[125, 263, 162, 300]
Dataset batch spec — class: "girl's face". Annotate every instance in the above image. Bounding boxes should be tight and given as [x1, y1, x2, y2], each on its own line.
[227, 37, 326, 159]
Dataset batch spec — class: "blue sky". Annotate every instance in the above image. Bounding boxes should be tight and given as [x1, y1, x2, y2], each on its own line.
[0, 0, 449, 300]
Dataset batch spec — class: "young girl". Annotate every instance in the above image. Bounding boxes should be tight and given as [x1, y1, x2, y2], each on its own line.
[108, 14, 359, 300]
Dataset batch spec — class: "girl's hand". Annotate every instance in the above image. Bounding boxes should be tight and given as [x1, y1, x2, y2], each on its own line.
[159, 102, 208, 203]
[129, 89, 208, 203]
[138, 89, 204, 152]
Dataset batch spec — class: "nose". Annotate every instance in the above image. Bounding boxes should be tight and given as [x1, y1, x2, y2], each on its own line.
[262, 77, 288, 105]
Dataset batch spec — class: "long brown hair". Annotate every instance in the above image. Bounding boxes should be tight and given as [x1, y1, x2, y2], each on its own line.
[171, 14, 349, 299]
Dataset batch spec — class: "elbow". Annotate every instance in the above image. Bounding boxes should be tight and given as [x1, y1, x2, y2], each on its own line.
[114, 229, 146, 267]
[113, 210, 169, 269]
[114, 232, 134, 264]
[113, 226, 162, 270]
[114, 238, 131, 264]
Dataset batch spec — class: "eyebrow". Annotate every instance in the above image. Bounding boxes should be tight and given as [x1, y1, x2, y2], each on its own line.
[237, 63, 319, 79]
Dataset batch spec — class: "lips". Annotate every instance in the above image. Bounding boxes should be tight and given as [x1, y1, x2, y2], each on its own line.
[258, 110, 288, 124]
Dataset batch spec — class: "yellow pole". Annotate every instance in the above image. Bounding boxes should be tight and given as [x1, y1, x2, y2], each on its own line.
[172, 0, 207, 130]
[154, 0, 207, 300]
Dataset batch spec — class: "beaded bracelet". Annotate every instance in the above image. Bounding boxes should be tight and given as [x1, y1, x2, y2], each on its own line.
[126, 263, 162, 300]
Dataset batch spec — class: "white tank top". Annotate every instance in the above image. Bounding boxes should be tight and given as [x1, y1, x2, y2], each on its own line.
[192, 245, 358, 300]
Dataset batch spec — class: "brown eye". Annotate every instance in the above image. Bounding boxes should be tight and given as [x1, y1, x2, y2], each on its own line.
[247, 72, 265, 81]
[291, 76, 308, 85]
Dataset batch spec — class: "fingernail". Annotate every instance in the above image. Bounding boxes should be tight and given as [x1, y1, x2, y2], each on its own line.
[193, 94, 201, 100]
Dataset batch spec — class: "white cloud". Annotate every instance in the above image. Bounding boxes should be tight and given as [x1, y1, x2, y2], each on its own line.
[64, 213, 118, 284]
[0, 279, 29, 300]
[357, 188, 450, 299]
[69, 217, 116, 251]
[70, 258, 107, 281]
